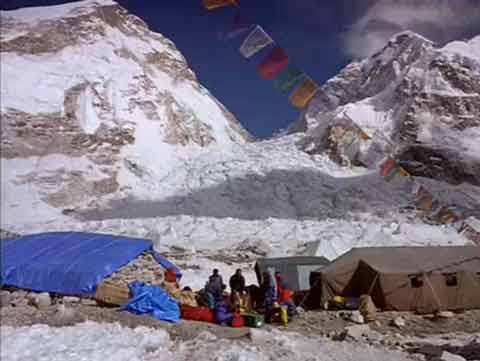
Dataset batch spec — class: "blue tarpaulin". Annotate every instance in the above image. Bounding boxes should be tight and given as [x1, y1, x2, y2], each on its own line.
[1, 232, 181, 295]
[121, 281, 180, 323]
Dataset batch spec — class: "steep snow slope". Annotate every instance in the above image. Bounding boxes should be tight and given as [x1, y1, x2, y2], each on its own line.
[4, 134, 476, 260]
[295, 32, 480, 186]
[1, 2, 478, 289]
[1, 0, 249, 227]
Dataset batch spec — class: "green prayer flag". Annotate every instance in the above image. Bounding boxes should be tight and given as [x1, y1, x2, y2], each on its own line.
[274, 67, 305, 93]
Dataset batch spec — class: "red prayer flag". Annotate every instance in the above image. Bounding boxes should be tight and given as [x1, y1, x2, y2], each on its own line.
[257, 46, 289, 80]
[380, 158, 397, 177]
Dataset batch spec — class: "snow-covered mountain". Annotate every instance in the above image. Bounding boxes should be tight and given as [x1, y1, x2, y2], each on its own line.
[1, 1, 479, 285]
[294, 31, 480, 186]
[1, 0, 249, 225]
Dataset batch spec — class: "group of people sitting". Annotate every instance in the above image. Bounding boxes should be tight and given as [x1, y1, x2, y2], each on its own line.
[159, 267, 297, 326]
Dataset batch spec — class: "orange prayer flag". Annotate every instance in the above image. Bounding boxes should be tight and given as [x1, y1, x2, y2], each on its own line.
[417, 195, 434, 211]
[289, 77, 318, 109]
[359, 131, 371, 140]
[203, 0, 237, 11]
[439, 208, 459, 224]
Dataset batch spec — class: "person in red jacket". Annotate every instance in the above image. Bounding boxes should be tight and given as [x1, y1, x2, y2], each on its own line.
[275, 272, 297, 319]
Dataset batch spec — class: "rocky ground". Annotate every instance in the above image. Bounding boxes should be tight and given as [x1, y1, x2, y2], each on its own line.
[1, 288, 479, 360]
[102, 251, 166, 287]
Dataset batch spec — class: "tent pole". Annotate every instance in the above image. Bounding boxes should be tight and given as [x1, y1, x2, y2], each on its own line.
[424, 272, 443, 311]
[367, 273, 379, 295]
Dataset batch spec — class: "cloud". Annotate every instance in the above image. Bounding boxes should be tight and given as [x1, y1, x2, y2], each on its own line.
[343, 0, 480, 58]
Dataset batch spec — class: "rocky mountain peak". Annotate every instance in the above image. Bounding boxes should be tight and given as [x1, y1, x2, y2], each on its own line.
[1, 0, 250, 160]
[293, 31, 480, 186]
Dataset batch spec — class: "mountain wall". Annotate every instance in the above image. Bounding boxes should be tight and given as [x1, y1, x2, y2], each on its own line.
[293, 32, 480, 186]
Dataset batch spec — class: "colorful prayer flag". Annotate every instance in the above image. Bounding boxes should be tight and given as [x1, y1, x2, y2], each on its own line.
[203, 0, 237, 11]
[398, 166, 410, 177]
[416, 194, 434, 211]
[436, 207, 459, 224]
[274, 67, 305, 93]
[380, 158, 397, 178]
[289, 77, 318, 109]
[222, 13, 253, 40]
[359, 130, 371, 141]
[257, 46, 289, 80]
[385, 167, 400, 181]
[240, 25, 274, 58]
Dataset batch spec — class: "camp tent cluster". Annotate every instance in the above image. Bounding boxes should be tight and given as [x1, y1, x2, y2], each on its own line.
[309, 246, 480, 313]
[2, 232, 480, 321]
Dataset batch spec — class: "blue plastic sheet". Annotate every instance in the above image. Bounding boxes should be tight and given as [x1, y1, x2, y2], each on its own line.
[121, 281, 180, 323]
[1, 232, 181, 295]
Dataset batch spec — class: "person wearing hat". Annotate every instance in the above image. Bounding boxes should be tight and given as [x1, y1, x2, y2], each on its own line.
[206, 269, 225, 301]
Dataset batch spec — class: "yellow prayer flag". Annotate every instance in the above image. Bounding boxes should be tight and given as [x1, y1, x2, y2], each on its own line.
[398, 166, 410, 177]
[203, 0, 237, 11]
[417, 195, 433, 211]
[289, 77, 318, 109]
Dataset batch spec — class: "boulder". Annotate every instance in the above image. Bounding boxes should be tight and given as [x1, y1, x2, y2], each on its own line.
[27, 292, 51, 310]
[343, 311, 364, 324]
[391, 317, 406, 328]
[340, 324, 372, 341]
[10, 291, 29, 307]
[0, 291, 12, 307]
[440, 351, 466, 361]
[51, 304, 85, 327]
[435, 311, 455, 319]
[63, 296, 81, 304]
[80, 298, 97, 306]
[55, 304, 76, 318]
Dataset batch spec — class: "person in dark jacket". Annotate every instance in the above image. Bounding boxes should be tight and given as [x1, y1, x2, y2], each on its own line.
[206, 269, 225, 301]
[229, 269, 246, 294]
[260, 270, 277, 323]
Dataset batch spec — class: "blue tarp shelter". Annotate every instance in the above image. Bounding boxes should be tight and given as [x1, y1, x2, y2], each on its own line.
[121, 282, 180, 323]
[1, 232, 181, 295]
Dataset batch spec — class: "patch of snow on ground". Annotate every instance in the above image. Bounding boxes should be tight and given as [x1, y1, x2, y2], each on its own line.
[0, 322, 417, 361]
[343, 100, 392, 139]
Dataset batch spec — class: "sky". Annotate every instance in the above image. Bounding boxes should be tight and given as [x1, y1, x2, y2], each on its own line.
[2, 0, 480, 138]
